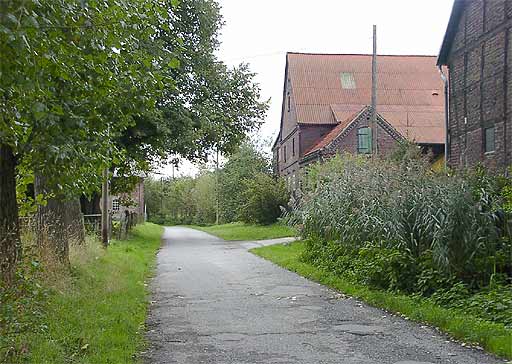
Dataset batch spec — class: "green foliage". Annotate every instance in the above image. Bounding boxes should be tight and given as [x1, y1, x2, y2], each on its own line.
[2, 0, 182, 197]
[0, 262, 48, 362]
[114, 0, 268, 181]
[145, 141, 289, 226]
[192, 172, 217, 224]
[218, 142, 269, 222]
[285, 153, 511, 331]
[240, 173, 289, 225]
[2, 0, 267, 262]
[289, 154, 511, 290]
[1, 224, 163, 363]
[192, 222, 295, 241]
[145, 175, 198, 225]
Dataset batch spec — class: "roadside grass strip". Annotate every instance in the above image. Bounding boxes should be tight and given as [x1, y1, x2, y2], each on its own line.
[12, 223, 163, 364]
[189, 222, 295, 241]
[251, 241, 512, 360]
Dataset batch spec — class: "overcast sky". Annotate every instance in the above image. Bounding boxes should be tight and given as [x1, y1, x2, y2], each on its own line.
[158, 0, 454, 177]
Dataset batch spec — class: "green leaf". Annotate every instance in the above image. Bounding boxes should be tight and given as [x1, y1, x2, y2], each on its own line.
[168, 58, 180, 69]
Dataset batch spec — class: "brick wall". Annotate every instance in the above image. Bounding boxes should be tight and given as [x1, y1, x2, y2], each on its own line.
[279, 128, 300, 176]
[447, 0, 511, 171]
[282, 77, 298, 139]
[322, 110, 401, 158]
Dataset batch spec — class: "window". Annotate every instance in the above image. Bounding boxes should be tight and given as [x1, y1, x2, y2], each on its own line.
[357, 127, 372, 154]
[283, 145, 287, 162]
[112, 199, 120, 212]
[340, 72, 356, 89]
[292, 138, 295, 157]
[287, 93, 291, 112]
[484, 126, 495, 153]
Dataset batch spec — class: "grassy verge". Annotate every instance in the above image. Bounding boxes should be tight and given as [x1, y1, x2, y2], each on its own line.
[2, 223, 163, 364]
[251, 241, 512, 360]
[189, 222, 295, 241]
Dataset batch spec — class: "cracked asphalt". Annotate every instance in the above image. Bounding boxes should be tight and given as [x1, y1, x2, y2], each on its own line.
[142, 227, 505, 364]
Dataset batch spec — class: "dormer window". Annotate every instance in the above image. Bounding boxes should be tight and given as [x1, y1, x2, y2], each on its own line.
[340, 72, 356, 89]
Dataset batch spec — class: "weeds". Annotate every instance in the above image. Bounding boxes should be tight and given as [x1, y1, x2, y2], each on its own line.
[1, 222, 162, 363]
[285, 152, 512, 327]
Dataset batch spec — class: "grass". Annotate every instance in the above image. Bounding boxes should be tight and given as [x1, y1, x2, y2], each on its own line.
[189, 222, 295, 241]
[2, 223, 163, 364]
[251, 241, 512, 360]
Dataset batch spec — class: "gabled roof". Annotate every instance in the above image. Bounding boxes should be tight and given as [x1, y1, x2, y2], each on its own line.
[287, 52, 445, 144]
[304, 108, 365, 156]
[304, 106, 405, 157]
[437, 0, 465, 66]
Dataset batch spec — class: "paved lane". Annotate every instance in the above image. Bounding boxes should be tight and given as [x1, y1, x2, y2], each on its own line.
[143, 227, 503, 364]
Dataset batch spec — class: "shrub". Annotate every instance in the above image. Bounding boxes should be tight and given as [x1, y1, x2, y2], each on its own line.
[288, 153, 511, 296]
[239, 173, 289, 225]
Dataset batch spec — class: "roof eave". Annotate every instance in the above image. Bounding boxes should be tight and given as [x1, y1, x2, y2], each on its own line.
[301, 149, 321, 162]
[437, 0, 465, 66]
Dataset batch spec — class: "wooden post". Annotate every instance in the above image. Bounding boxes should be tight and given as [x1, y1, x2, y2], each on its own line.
[101, 167, 109, 247]
[371, 25, 378, 155]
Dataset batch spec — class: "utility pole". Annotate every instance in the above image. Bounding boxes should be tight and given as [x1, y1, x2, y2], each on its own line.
[101, 167, 109, 247]
[101, 120, 111, 247]
[215, 148, 220, 225]
[371, 24, 378, 155]
[160, 177, 164, 212]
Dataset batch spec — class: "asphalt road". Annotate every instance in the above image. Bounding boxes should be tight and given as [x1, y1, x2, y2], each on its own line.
[142, 227, 504, 364]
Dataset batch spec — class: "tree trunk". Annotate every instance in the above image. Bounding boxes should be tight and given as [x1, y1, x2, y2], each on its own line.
[0, 144, 20, 287]
[34, 175, 74, 265]
[66, 198, 86, 245]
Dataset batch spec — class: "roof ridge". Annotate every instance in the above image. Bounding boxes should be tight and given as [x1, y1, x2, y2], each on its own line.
[287, 52, 437, 58]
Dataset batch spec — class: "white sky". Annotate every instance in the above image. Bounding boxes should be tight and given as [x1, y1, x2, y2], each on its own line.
[157, 0, 454, 177]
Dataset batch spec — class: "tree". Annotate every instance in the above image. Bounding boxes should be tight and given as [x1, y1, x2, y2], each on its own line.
[192, 171, 217, 224]
[0, 0, 179, 284]
[1, 0, 267, 285]
[218, 142, 269, 222]
[114, 0, 267, 178]
[240, 173, 289, 225]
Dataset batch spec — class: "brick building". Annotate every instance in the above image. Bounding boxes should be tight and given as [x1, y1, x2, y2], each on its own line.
[273, 52, 446, 186]
[110, 178, 145, 223]
[438, 0, 512, 171]
[80, 177, 146, 222]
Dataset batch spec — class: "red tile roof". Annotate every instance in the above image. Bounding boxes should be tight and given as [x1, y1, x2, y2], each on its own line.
[304, 108, 365, 156]
[288, 52, 445, 144]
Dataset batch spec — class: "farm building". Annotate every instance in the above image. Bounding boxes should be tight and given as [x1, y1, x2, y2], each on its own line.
[272, 52, 446, 188]
[438, 0, 512, 171]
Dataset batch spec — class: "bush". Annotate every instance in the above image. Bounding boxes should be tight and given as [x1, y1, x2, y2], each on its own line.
[240, 173, 289, 225]
[289, 153, 511, 289]
[288, 153, 511, 326]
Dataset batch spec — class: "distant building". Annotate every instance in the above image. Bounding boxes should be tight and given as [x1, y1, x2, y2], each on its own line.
[272, 52, 446, 187]
[438, 0, 512, 171]
[80, 177, 145, 223]
[110, 178, 145, 223]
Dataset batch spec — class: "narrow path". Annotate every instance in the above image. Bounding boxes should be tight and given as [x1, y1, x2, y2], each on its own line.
[143, 227, 503, 364]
